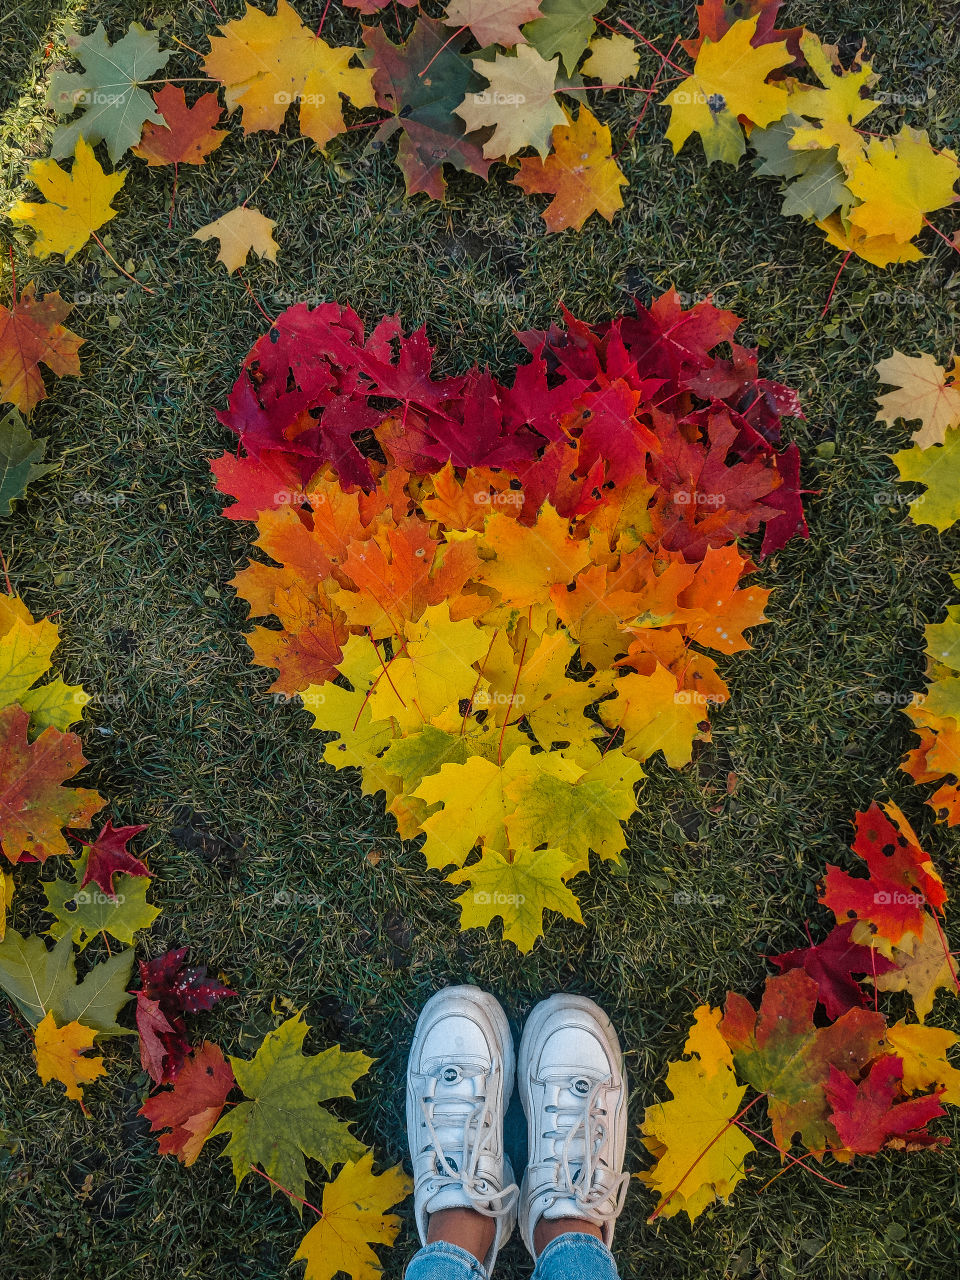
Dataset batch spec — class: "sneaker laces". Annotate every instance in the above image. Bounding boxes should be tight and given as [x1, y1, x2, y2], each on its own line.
[417, 1054, 518, 1220]
[540, 1074, 629, 1224]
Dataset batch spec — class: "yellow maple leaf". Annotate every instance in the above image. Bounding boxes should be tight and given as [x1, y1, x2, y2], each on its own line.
[455, 44, 566, 160]
[874, 349, 960, 449]
[581, 33, 640, 85]
[816, 211, 925, 267]
[446, 844, 583, 952]
[886, 1021, 960, 1107]
[193, 207, 279, 274]
[786, 33, 880, 169]
[868, 919, 958, 1022]
[513, 106, 627, 232]
[203, 0, 375, 150]
[0, 601, 88, 731]
[365, 603, 489, 732]
[846, 126, 960, 244]
[8, 137, 124, 263]
[413, 753, 512, 869]
[664, 16, 793, 165]
[599, 663, 707, 768]
[34, 1010, 105, 1104]
[0, 870, 12, 941]
[638, 1005, 754, 1221]
[475, 503, 591, 608]
[293, 1152, 410, 1280]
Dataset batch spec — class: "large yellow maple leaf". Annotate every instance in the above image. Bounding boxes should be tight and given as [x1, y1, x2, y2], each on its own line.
[203, 0, 376, 150]
[786, 33, 880, 169]
[664, 16, 793, 164]
[886, 1021, 960, 1107]
[8, 137, 124, 262]
[816, 211, 925, 267]
[600, 663, 708, 768]
[846, 126, 960, 244]
[513, 106, 627, 232]
[293, 1152, 410, 1280]
[638, 1006, 755, 1221]
[34, 1010, 105, 1105]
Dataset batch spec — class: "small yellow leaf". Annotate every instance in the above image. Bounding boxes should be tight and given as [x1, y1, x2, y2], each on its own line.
[0, 870, 13, 941]
[446, 845, 583, 952]
[581, 33, 640, 84]
[293, 1151, 411, 1280]
[8, 137, 125, 263]
[193, 206, 279, 274]
[35, 1010, 105, 1104]
[887, 1021, 960, 1107]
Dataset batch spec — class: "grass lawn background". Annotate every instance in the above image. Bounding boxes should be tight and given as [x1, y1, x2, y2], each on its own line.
[1, 0, 959, 1276]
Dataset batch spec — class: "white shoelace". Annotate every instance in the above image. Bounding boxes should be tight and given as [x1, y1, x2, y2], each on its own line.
[540, 1074, 630, 1224]
[417, 1055, 518, 1220]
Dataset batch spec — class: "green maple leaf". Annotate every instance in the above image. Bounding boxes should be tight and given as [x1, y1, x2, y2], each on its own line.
[43, 852, 160, 949]
[0, 409, 56, 516]
[780, 151, 849, 221]
[210, 1013, 371, 1207]
[523, 0, 598, 76]
[362, 17, 493, 199]
[48, 22, 171, 163]
[0, 928, 133, 1033]
[891, 429, 960, 532]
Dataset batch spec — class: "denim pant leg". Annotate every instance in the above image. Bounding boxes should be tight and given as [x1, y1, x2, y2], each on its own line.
[532, 1232, 620, 1280]
[405, 1241, 491, 1280]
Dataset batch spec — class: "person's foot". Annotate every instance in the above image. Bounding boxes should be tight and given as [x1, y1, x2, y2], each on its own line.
[517, 993, 630, 1258]
[406, 986, 518, 1272]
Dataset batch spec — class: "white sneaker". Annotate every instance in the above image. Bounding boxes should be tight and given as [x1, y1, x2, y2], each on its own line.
[406, 986, 518, 1273]
[517, 994, 629, 1258]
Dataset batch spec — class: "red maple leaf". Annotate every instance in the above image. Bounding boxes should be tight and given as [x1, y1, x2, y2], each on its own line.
[770, 921, 897, 1020]
[825, 1056, 946, 1154]
[134, 948, 235, 1084]
[821, 803, 947, 947]
[76, 819, 149, 898]
[140, 1040, 235, 1165]
[132, 86, 226, 167]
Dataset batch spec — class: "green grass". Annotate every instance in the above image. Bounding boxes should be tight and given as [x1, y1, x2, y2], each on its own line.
[1, 0, 960, 1276]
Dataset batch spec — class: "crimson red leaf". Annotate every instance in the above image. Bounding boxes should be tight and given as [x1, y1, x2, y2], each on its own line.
[825, 1056, 947, 1154]
[77, 820, 149, 898]
[770, 921, 897, 1020]
[140, 1040, 235, 1165]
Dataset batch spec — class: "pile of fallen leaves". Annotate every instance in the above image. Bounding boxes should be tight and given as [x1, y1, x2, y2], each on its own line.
[215, 288, 808, 950]
[640, 801, 960, 1219]
[876, 349, 960, 823]
[667, 1, 959, 266]
[0, 593, 409, 1276]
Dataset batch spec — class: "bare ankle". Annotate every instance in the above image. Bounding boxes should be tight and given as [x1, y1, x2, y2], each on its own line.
[427, 1206, 496, 1266]
[533, 1215, 603, 1257]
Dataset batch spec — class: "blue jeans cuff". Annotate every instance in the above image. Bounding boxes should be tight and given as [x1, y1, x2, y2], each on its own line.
[532, 1231, 619, 1280]
[404, 1240, 491, 1280]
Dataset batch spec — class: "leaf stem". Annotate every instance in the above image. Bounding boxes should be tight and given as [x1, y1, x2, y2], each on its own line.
[248, 1165, 323, 1217]
[90, 232, 155, 294]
